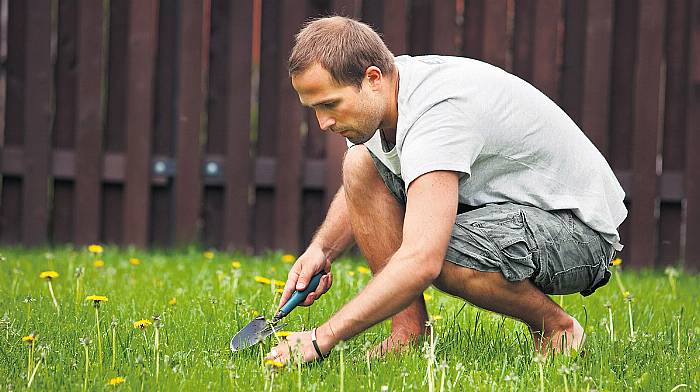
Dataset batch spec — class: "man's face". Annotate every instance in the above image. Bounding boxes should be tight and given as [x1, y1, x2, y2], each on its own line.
[292, 63, 386, 144]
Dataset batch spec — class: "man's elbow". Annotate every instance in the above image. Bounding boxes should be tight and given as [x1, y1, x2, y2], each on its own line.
[402, 249, 444, 286]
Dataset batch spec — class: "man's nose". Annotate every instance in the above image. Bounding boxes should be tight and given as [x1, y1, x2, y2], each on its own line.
[316, 112, 335, 131]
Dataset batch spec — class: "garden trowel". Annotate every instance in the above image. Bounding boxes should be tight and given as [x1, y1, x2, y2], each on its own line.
[230, 271, 324, 352]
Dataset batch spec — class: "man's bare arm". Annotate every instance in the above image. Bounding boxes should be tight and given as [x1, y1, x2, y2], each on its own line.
[315, 171, 459, 348]
[279, 186, 355, 307]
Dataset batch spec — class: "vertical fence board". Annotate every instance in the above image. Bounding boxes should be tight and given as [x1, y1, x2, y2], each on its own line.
[410, 0, 432, 55]
[580, 0, 613, 156]
[482, 0, 508, 68]
[150, 4, 177, 247]
[658, 0, 690, 266]
[462, 0, 484, 59]
[52, 0, 77, 244]
[0, 177, 20, 243]
[103, 0, 128, 243]
[512, 0, 534, 79]
[122, 0, 157, 247]
[629, 0, 666, 267]
[254, 0, 280, 252]
[432, 0, 457, 55]
[685, 0, 700, 270]
[223, 0, 254, 250]
[21, 0, 52, 245]
[530, 0, 562, 101]
[273, 0, 307, 252]
[559, 0, 584, 125]
[608, 0, 639, 261]
[173, 0, 203, 244]
[382, 0, 408, 54]
[73, 0, 105, 245]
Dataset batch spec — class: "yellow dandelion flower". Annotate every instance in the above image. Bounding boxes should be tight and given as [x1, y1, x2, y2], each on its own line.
[347, 271, 355, 277]
[423, 293, 433, 301]
[39, 270, 59, 280]
[168, 297, 177, 306]
[251, 310, 259, 317]
[22, 335, 36, 343]
[231, 260, 241, 269]
[431, 315, 443, 321]
[133, 319, 152, 329]
[88, 244, 104, 254]
[275, 288, 284, 294]
[274, 331, 291, 337]
[129, 258, 140, 266]
[203, 251, 215, 260]
[357, 266, 371, 275]
[86, 295, 108, 303]
[107, 376, 126, 386]
[93, 259, 105, 268]
[255, 276, 271, 285]
[265, 359, 285, 368]
[281, 254, 296, 263]
[612, 258, 622, 266]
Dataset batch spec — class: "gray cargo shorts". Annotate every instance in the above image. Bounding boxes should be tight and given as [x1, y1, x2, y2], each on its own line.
[369, 151, 615, 296]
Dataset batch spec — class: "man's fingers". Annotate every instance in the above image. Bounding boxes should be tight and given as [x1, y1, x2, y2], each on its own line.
[296, 264, 315, 291]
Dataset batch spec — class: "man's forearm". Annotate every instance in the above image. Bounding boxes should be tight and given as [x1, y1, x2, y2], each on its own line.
[318, 248, 439, 345]
[309, 186, 355, 261]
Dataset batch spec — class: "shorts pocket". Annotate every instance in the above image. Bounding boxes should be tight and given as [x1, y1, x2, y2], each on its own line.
[539, 256, 607, 295]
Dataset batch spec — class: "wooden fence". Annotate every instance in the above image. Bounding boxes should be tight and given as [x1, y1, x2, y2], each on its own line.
[0, 0, 698, 269]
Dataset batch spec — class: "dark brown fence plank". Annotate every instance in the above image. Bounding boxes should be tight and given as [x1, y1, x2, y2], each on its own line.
[513, 0, 535, 79]
[173, 0, 203, 245]
[530, 0, 562, 102]
[0, 177, 21, 243]
[608, 0, 639, 262]
[254, 0, 280, 252]
[580, 0, 613, 157]
[150, 3, 177, 247]
[658, 0, 690, 266]
[21, 0, 52, 246]
[52, 0, 78, 244]
[122, 0, 158, 247]
[462, 0, 484, 59]
[73, 0, 105, 245]
[559, 0, 584, 125]
[629, 0, 666, 268]
[273, 0, 307, 252]
[431, 0, 457, 55]
[382, 0, 408, 55]
[685, 0, 700, 270]
[102, 0, 128, 244]
[481, 0, 508, 68]
[410, 0, 432, 55]
[222, 0, 254, 250]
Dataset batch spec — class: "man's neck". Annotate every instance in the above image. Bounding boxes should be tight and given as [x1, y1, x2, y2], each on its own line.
[379, 69, 400, 145]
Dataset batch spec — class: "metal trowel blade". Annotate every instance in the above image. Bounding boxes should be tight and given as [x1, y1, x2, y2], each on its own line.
[229, 316, 287, 352]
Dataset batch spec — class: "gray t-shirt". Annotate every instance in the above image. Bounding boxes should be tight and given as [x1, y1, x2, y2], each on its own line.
[354, 55, 627, 250]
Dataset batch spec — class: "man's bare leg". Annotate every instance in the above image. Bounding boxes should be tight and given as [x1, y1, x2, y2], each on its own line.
[342, 146, 428, 354]
[433, 261, 584, 354]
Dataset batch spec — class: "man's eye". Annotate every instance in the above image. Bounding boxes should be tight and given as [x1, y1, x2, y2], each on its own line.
[322, 102, 337, 109]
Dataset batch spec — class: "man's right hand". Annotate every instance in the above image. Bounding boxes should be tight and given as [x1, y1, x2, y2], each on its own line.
[278, 245, 333, 309]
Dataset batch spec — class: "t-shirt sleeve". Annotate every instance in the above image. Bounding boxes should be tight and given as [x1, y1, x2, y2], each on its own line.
[399, 100, 485, 190]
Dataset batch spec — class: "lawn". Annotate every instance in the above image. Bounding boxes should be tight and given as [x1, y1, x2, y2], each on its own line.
[0, 246, 697, 391]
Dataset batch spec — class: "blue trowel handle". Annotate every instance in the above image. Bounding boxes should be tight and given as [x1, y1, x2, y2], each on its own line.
[275, 271, 325, 320]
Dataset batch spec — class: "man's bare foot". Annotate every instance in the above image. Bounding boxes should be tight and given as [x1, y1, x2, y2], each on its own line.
[531, 316, 585, 355]
[368, 328, 426, 358]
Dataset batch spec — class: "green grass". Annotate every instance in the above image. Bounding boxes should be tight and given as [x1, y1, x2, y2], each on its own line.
[0, 246, 697, 391]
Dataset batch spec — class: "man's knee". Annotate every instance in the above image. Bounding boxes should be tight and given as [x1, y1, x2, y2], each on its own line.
[342, 145, 380, 191]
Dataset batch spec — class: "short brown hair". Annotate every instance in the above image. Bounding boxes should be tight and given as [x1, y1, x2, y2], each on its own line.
[289, 16, 395, 88]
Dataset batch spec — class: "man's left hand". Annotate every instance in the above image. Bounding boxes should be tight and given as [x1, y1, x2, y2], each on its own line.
[265, 330, 331, 365]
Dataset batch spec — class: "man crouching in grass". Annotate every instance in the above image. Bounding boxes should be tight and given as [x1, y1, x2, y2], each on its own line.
[267, 16, 627, 364]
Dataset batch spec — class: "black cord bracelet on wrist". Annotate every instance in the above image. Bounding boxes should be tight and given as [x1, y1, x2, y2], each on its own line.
[311, 328, 327, 360]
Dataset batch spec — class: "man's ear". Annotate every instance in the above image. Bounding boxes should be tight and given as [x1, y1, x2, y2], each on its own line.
[365, 66, 383, 89]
